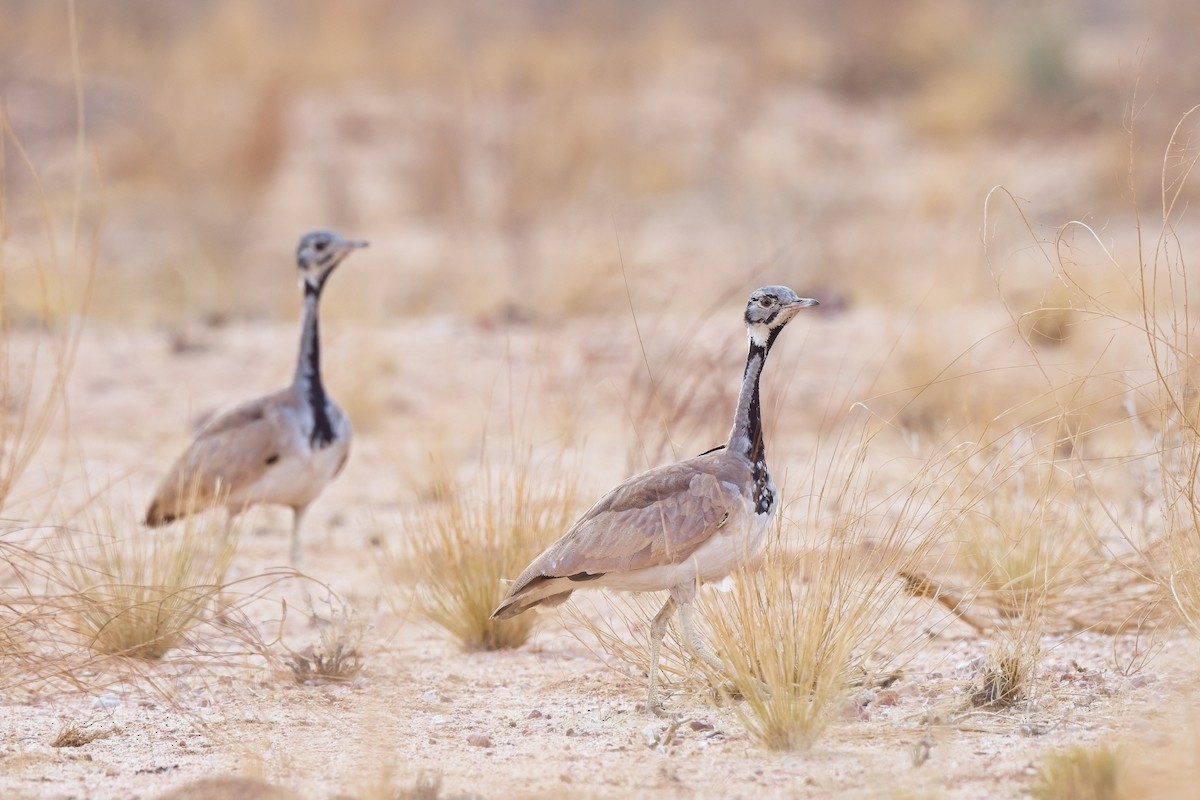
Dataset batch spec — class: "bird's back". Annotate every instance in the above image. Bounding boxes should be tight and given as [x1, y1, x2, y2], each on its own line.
[494, 448, 759, 618]
[145, 386, 349, 524]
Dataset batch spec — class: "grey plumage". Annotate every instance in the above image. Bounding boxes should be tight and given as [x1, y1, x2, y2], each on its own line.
[492, 285, 819, 714]
[145, 230, 366, 565]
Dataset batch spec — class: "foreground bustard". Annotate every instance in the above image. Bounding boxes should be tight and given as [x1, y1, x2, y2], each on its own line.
[492, 285, 819, 714]
[145, 230, 366, 565]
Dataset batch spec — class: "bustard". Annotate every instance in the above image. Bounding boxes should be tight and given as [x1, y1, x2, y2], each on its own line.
[492, 285, 819, 715]
[145, 230, 366, 566]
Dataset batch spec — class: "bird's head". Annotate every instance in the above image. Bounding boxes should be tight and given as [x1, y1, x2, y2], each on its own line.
[296, 230, 368, 293]
[744, 285, 819, 348]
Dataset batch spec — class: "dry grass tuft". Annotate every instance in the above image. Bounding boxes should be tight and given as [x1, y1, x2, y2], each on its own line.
[953, 446, 1097, 618]
[970, 613, 1042, 708]
[51, 722, 114, 748]
[1031, 743, 1127, 800]
[698, 547, 862, 750]
[692, 431, 960, 749]
[406, 446, 579, 651]
[288, 602, 365, 684]
[54, 514, 238, 660]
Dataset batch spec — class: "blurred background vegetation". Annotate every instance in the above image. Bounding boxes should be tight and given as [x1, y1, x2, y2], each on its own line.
[1, 0, 1197, 328]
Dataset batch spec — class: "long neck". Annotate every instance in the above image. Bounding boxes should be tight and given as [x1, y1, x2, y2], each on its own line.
[726, 329, 778, 462]
[293, 283, 336, 447]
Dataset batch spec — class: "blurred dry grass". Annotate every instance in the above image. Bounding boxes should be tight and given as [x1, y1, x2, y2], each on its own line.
[4, 0, 1198, 328]
[53, 513, 237, 659]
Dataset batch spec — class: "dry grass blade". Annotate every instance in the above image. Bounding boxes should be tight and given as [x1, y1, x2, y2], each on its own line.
[53, 513, 238, 660]
[406, 446, 579, 651]
[0, 90, 93, 519]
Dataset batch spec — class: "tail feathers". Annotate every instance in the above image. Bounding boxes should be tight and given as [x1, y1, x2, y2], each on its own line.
[144, 500, 179, 527]
[491, 577, 574, 620]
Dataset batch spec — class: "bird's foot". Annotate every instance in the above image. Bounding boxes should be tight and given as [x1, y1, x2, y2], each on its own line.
[646, 688, 678, 720]
[650, 700, 676, 720]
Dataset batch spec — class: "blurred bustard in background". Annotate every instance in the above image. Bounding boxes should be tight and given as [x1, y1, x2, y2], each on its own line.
[492, 285, 818, 715]
[145, 230, 367, 566]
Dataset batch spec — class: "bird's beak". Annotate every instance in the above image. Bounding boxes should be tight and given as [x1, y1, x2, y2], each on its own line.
[346, 240, 369, 250]
[783, 297, 820, 312]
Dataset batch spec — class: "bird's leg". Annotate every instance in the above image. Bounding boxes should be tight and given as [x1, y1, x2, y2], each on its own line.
[678, 600, 724, 673]
[648, 595, 678, 718]
[289, 505, 321, 624]
[290, 505, 307, 568]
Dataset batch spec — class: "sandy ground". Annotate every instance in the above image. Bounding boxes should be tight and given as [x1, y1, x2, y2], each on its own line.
[2, 312, 1199, 800]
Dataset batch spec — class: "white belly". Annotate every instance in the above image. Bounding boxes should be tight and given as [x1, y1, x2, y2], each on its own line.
[226, 408, 350, 511]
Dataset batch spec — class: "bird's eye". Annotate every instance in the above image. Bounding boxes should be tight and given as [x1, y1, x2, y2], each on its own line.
[314, 240, 328, 252]
[760, 296, 776, 307]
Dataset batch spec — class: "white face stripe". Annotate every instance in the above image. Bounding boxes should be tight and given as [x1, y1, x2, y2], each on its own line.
[747, 325, 771, 347]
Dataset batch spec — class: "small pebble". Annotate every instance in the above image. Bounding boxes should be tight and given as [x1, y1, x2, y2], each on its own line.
[689, 719, 714, 732]
[422, 690, 440, 702]
[92, 693, 120, 710]
[467, 733, 492, 748]
[875, 689, 900, 706]
[641, 723, 664, 748]
[527, 709, 543, 719]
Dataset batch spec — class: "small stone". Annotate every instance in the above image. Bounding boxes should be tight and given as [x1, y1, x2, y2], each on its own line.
[689, 719, 714, 732]
[92, 693, 120, 710]
[422, 690, 440, 702]
[565, 728, 576, 737]
[527, 709, 543, 719]
[467, 733, 492, 748]
[641, 724, 664, 748]
[875, 689, 900, 707]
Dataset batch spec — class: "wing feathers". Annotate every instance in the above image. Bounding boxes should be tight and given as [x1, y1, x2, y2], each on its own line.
[145, 392, 293, 524]
[493, 452, 751, 617]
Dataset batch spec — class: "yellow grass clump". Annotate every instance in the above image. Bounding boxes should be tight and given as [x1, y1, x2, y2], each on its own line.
[693, 432, 961, 749]
[54, 514, 238, 660]
[407, 446, 580, 651]
[1032, 743, 1127, 800]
